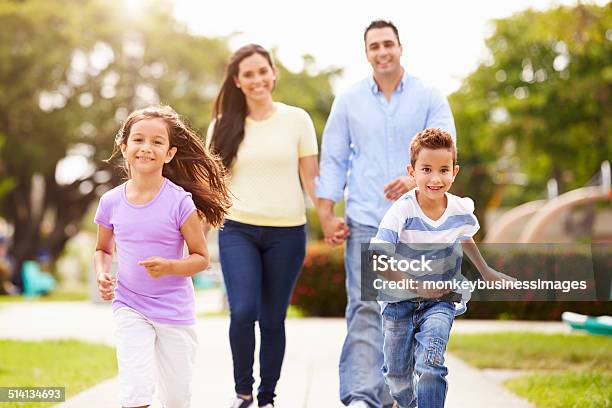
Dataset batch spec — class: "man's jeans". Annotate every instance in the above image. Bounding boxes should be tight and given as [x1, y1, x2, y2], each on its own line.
[381, 300, 455, 408]
[340, 218, 393, 407]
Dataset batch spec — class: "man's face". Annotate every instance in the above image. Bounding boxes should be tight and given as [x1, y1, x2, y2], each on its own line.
[365, 27, 403, 77]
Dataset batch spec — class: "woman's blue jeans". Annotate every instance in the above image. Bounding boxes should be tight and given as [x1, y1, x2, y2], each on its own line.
[219, 219, 306, 406]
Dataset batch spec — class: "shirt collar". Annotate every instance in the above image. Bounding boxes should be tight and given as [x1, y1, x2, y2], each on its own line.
[369, 70, 407, 95]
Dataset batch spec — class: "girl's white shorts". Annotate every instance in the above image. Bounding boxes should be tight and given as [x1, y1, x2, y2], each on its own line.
[113, 306, 198, 408]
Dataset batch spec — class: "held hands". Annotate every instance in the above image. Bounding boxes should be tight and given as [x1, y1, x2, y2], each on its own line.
[384, 176, 415, 201]
[138, 256, 173, 279]
[320, 215, 350, 246]
[96, 272, 116, 301]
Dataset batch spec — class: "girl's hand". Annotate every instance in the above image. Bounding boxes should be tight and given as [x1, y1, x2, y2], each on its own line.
[139, 256, 173, 279]
[96, 272, 116, 301]
[483, 267, 517, 283]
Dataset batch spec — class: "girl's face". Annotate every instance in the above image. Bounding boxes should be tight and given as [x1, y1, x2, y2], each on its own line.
[120, 118, 177, 176]
[408, 148, 459, 202]
[234, 53, 276, 103]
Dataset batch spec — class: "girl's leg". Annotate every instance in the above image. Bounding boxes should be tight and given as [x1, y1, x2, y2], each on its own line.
[114, 307, 156, 408]
[154, 323, 198, 408]
[219, 220, 264, 398]
[257, 225, 306, 406]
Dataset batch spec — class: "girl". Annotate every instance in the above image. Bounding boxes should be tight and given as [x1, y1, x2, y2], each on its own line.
[94, 106, 231, 408]
[208, 44, 319, 408]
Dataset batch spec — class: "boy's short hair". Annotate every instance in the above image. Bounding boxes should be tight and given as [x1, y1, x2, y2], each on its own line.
[409, 128, 456, 167]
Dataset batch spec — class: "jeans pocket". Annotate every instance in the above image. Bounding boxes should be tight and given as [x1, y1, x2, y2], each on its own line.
[425, 337, 445, 367]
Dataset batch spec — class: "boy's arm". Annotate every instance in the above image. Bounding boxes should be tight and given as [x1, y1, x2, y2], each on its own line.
[461, 238, 516, 282]
[94, 225, 115, 301]
[139, 212, 209, 278]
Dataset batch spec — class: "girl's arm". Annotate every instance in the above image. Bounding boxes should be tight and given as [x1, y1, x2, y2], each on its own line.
[461, 238, 516, 281]
[139, 212, 209, 278]
[94, 225, 116, 301]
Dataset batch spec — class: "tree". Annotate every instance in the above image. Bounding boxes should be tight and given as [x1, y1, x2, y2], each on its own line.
[0, 0, 337, 285]
[449, 3, 611, 226]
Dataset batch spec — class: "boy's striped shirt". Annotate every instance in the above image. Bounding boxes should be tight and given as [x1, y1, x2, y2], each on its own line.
[370, 188, 480, 315]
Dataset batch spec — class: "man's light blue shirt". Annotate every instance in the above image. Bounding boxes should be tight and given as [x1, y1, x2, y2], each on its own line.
[316, 72, 456, 228]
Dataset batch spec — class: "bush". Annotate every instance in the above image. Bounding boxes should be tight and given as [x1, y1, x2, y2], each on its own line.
[292, 241, 346, 317]
[292, 241, 612, 319]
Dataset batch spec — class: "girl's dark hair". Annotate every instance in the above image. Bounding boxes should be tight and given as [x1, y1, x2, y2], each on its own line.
[108, 105, 231, 227]
[209, 44, 275, 169]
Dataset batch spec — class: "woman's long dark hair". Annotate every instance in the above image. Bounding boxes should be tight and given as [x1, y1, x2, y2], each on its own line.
[209, 44, 275, 169]
[108, 105, 231, 227]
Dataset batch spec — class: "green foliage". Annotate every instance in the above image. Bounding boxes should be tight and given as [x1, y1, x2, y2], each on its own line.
[0, 0, 336, 266]
[449, 4, 611, 216]
[292, 241, 347, 316]
[273, 53, 341, 144]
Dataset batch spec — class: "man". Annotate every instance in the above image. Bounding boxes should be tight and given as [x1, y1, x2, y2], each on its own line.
[316, 20, 456, 408]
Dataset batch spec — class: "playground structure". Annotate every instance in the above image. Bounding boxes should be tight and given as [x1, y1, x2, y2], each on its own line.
[485, 161, 611, 243]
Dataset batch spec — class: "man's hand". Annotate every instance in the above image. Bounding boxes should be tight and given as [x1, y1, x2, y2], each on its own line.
[139, 257, 173, 279]
[96, 272, 116, 301]
[320, 215, 350, 246]
[383, 176, 415, 201]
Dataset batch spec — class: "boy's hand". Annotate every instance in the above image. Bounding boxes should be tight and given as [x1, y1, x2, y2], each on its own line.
[96, 272, 116, 301]
[139, 257, 173, 279]
[482, 267, 517, 283]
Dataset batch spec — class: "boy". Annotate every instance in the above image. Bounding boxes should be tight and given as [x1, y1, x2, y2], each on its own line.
[369, 128, 514, 408]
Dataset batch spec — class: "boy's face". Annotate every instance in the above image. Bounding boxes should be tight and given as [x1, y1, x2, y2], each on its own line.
[407, 148, 459, 201]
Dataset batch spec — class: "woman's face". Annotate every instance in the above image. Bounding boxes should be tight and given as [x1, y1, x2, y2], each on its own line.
[234, 52, 276, 103]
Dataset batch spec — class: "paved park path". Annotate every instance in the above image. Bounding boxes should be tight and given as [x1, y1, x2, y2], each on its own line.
[0, 297, 568, 407]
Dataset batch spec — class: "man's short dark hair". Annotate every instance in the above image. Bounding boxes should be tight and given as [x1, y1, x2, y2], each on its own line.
[364, 20, 401, 46]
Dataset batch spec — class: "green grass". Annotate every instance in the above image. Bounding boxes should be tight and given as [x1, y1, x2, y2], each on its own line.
[448, 332, 612, 407]
[448, 332, 611, 370]
[505, 370, 611, 408]
[0, 339, 117, 408]
[0, 290, 88, 303]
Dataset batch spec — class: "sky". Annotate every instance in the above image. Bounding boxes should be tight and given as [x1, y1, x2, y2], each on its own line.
[173, 0, 605, 95]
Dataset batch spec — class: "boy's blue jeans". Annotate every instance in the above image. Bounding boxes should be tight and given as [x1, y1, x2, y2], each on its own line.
[381, 299, 455, 408]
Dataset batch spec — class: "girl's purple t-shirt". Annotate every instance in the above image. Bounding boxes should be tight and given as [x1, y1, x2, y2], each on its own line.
[94, 178, 197, 325]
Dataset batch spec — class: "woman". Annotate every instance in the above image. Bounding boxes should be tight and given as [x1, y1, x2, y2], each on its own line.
[208, 44, 319, 408]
